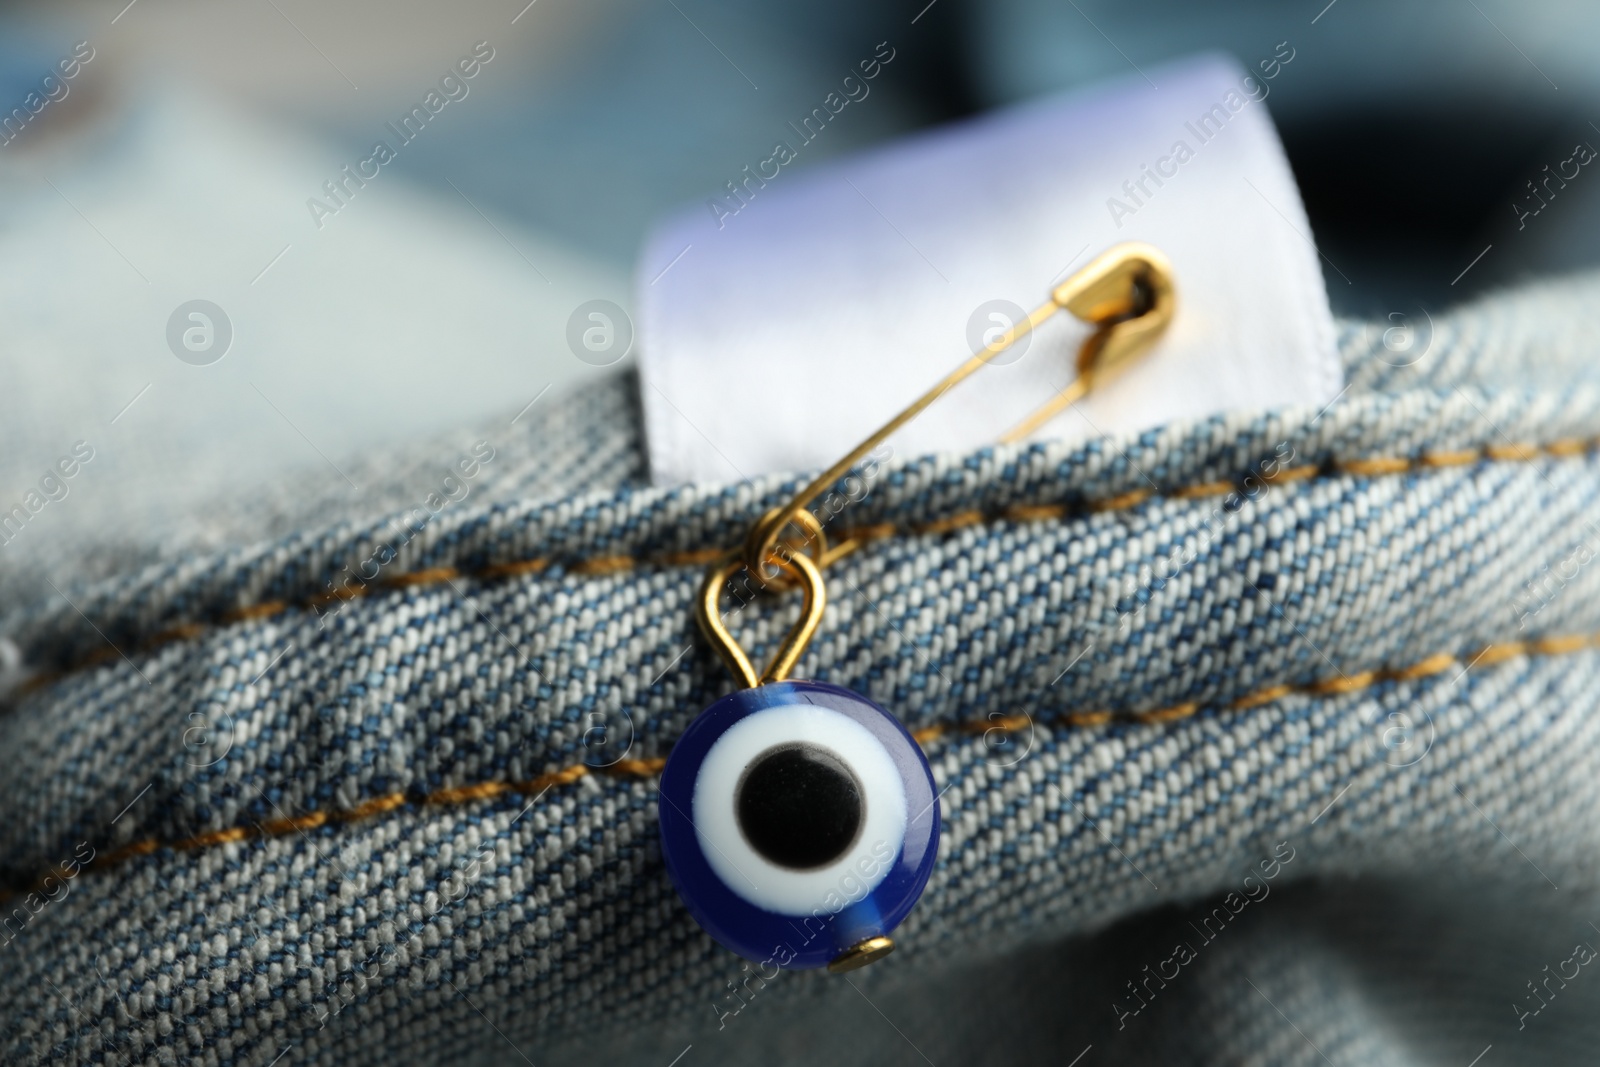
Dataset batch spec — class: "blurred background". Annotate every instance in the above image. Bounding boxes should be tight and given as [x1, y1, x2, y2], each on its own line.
[0, 0, 1596, 587]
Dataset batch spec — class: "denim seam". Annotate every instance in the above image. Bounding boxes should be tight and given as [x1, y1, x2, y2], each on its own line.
[12, 438, 1597, 702]
[5, 628, 1595, 906]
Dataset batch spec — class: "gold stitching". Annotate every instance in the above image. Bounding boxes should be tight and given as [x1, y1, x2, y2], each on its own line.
[1486, 442, 1540, 461]
[1339, 457, 1412, 477]
[1003, 503, 1069, 523]
[1530, 633, 1596, 655]
[1, 633, 1595, 901]
[385, 566, 462, 588]
[476, 558, 552, 581]
[920, 509, 985, 535]
[1308, 670, 1378, 695]
[1390, 652, 1457, 680]
[1230, 684, 1293, 711]
[1171, 480, 1236, 500]
[1419, 450, 1481, 468]
[1090, 488, 1153, 512]
[12, 438, 1600, 699]
[1266, 463, 1320, 484]
[572, 556, 636, 576]
[229, 601, 291, 622]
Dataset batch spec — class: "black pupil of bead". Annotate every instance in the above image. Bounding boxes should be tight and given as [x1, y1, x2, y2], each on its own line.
[736, 744, 863, 870]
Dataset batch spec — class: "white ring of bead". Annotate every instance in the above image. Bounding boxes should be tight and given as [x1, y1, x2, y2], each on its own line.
[693, 703, 907, 915]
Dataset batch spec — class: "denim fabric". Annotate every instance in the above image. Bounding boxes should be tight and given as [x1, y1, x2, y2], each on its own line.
[4, 271, 1600, 1065]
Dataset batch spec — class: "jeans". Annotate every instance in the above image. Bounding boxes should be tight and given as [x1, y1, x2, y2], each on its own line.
[3, 268, 1600, 1065]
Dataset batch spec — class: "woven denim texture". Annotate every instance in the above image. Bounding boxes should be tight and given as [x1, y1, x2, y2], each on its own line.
[3, 271, 1600, 1065]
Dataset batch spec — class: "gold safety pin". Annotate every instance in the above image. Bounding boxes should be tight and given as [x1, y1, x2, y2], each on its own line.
[699, 242, 1175, 689]
[742, 241, 1176, 577]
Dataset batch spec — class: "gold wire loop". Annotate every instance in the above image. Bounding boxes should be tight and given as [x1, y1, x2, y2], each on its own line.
[697, 551, 828, 689]
[745, 506, 829, 591]
[742, 241, 1176, 576]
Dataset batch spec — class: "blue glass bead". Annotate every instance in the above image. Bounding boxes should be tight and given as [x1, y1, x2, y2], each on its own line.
[658, 680, 940, 970]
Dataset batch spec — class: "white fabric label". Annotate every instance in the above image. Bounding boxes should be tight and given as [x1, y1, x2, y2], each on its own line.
[636, 54, 1341, 487]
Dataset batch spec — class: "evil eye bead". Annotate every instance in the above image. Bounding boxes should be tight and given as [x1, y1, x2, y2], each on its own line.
[658, 680, 939, 971]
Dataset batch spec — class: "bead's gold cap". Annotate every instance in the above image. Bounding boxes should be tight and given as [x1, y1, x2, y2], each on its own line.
[827, 936, 895, 974]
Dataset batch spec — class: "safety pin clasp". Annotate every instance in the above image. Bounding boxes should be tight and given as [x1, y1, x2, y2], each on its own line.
[998, 241, 1176, 443]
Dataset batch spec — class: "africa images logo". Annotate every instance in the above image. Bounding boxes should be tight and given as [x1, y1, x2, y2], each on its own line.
[165, 300, 233, 365]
